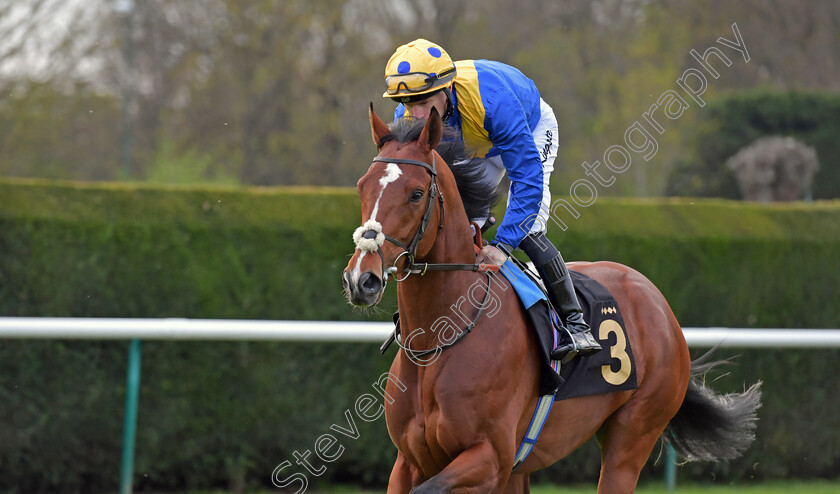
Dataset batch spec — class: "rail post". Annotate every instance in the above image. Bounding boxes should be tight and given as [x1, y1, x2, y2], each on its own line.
[665, 442, 678, 490]
[120, 339, 142, 494]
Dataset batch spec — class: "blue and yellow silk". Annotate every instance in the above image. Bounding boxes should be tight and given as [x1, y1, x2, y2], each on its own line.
[395, 60, 545, 248]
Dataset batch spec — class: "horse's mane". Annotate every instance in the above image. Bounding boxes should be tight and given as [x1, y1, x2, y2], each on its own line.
[383, 117, 503, 220]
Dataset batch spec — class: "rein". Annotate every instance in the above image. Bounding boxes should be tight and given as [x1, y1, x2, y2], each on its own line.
[357, 154, 500, 284]
[356, 151, 501, 358]
[371, 155, 444, 281]
[393, 271, 493, 359]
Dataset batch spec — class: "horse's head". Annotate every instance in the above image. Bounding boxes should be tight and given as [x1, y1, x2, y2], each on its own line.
[342, 105, 445, 307]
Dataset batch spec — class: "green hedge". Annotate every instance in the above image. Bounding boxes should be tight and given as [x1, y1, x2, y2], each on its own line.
[1, 178, 839, 492]
[667, 89, 840, 199]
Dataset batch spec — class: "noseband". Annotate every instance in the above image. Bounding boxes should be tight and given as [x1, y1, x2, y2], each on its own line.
[371, 155, 445, 280]
[353, 153, 445, 283]
[353, 153, 499, 289]
[353, 151, 501, 359]
[354, 153, 499, 283]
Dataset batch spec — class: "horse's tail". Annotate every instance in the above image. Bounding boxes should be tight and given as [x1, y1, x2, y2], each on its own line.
[663, 351, 762, 462]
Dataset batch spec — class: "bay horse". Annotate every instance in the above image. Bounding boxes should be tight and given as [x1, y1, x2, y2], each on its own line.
[342, 106, 761, 493]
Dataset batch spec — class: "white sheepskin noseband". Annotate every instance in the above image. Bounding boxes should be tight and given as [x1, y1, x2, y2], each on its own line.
[353, 219, 386, 252]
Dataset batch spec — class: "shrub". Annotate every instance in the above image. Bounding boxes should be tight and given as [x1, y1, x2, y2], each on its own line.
[1, 179, 838, 491]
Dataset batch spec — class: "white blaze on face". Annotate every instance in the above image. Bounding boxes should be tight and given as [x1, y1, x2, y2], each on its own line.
[352, 162, 403, 282]
[370, 163, 403, 222]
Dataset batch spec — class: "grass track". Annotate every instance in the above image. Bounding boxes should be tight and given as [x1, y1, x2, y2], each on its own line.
[533, 480, 840, 493]
[197, 479, 839, 493]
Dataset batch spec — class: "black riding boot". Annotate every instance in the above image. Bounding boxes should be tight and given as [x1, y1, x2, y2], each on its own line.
[519, 233, 602, 363]
[538, 253, 602, 362]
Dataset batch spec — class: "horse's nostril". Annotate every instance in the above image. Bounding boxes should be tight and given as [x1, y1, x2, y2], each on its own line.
[342, 271, 351, 291]
[359, 272, 382, 294]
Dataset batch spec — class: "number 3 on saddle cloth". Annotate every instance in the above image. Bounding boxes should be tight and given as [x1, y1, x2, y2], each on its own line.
[499, 259, 639, 400]
[381, 258, 639, 470]
[500, 259, 639, 470]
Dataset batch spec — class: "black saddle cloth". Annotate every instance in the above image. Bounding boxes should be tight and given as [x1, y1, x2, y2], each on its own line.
[520, 266, 638, 398]
[555, 270, 639, 401]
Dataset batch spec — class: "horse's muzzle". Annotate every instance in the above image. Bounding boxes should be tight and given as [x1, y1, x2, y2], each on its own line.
[343, 269, 384, 307]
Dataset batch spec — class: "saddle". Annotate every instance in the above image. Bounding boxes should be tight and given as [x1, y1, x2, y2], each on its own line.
[498, 255, 638, 400]
[383, 222, 638, 400]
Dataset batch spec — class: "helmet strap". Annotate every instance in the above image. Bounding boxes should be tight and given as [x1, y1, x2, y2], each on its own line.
[441, 87, 454, 121]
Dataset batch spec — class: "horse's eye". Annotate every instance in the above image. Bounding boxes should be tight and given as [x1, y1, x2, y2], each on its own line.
[410, 190, 424, 203]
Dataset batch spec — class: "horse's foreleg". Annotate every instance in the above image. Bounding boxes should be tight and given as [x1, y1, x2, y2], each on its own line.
[388, 452, 421, 494]
[410, 440, 509, 494]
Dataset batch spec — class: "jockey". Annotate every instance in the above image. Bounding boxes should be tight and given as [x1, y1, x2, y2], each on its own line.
[382, 39, 601, 362]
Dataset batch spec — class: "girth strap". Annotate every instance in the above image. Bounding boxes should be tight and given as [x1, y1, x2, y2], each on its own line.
[512, 325, 562, 471]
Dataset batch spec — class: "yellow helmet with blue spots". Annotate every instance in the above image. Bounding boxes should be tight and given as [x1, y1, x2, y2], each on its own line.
[383, 39, 456, 101]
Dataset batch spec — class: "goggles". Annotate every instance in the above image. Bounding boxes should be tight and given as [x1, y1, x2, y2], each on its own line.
[384, 67, 456, 96]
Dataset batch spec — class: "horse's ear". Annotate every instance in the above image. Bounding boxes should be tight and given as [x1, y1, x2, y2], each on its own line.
[369, 102, 390, 148]
[419, 106, 442, 153]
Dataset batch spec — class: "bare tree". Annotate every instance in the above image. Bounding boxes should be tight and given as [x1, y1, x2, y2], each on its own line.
[0, 0, 107, 92]
[727, 136, 819, 202]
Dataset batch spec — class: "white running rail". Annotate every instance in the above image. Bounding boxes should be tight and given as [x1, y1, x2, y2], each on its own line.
[1, 316, 837, 494]
[0, 317, 839, 347]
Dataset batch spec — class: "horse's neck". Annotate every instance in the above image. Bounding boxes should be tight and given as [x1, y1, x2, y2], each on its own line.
[396, 214, 485, 346]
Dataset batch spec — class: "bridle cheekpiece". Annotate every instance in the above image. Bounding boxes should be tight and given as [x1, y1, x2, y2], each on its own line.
[365, 154, 444, 282]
